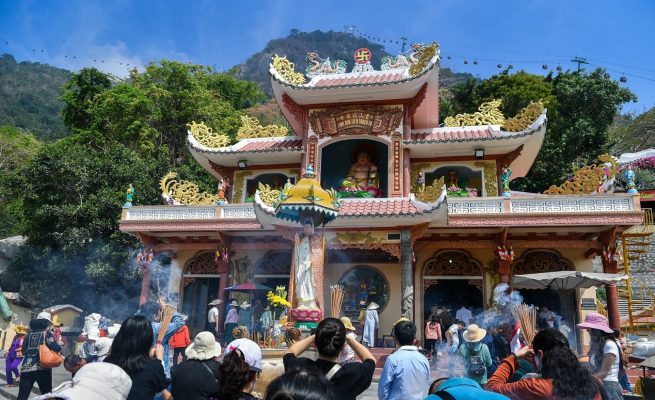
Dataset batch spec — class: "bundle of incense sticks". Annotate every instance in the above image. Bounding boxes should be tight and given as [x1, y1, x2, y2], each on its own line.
[156, 304, 176, 344]
[330, 285, 344, 318]
[510, 303, 537, 344]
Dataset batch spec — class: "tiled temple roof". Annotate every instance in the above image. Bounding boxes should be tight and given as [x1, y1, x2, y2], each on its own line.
[338, 198, 423, 217]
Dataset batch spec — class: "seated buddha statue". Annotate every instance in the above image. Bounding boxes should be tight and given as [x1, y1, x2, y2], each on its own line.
[339, 152, 382, 197]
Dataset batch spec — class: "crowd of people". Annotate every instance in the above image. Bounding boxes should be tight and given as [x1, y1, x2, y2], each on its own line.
[4, 298, 636, 400]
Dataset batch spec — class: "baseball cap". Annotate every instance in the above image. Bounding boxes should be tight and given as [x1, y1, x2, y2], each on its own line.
[224, 338, 262, 372]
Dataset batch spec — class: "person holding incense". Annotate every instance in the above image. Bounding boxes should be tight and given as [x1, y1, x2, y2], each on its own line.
[486, 329, 602, 400]
[139, 298, 184, 379]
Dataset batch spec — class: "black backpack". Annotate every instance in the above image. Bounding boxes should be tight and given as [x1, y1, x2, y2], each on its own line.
[467, 346, 486, 379]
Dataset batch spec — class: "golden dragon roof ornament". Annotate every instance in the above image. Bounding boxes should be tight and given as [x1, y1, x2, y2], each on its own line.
[444, 99, 505, 127]
[408, 42, 438, 77]
[236, 115, 289, 140]
[502, 101, 545, 132]
[415, 176, 445, 203]
[160, 172, 220, 205]
[543, 155, 618, 195]
[187, 121, 231, 148]
[272, 54, 306, 85]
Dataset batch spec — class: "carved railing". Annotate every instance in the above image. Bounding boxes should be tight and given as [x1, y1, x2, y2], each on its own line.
[448, 195, 636, 215]
[123, 204, 256, 221]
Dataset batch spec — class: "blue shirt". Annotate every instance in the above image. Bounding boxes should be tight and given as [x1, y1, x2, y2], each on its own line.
[427, 378, 509, 400]
[152, 313, 184, 378]
[378, 345, 430, 400]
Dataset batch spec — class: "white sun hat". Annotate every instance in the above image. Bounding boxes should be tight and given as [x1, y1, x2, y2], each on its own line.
[34, 362, 132, 400]
[186, 331, 222, 361]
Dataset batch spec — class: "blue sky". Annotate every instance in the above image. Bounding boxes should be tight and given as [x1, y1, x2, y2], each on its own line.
[1, 0, 654, 113]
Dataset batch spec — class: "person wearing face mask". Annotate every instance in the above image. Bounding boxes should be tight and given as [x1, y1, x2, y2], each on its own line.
[486, 329, 603, 399]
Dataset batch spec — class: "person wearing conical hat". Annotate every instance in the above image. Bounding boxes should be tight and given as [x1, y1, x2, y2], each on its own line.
[362, 302, 379, 347]
[238, 301, 252, 333]
[207, 298, 222, 337]
[459, 324, 493, 385]
[5, 325, 27, 387]
[224, 300, 239, 345]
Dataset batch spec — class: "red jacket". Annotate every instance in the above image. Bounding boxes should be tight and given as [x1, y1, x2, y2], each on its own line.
[486, 355, 602, 400]
[169, 325, 190, 349]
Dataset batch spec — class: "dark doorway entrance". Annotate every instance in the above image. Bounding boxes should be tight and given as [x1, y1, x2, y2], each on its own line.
[182, 277, 220, 337]
[423, 279, 484, 322]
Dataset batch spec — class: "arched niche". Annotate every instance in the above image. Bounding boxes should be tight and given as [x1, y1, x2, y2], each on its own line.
[319, 138, 389, 197]
[512, 249, 574, 275]
[244, 173, 296, 202]
[426, 165, 483, 197]
[183, 251, 219, 275]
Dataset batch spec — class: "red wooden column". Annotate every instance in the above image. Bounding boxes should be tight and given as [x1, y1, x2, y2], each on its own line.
[602, 255, 621, 331]
[139, 266, 152, 305]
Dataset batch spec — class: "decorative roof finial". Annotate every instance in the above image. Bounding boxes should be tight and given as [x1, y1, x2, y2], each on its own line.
[304, 165, 316, 178]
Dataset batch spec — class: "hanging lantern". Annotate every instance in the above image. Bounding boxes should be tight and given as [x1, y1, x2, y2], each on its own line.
[620, 75, 627, 83]
[497, 64, 502, 68]
[542, 64, 548, 69]
[473, 60, 478, 65]
[556, 65, 562, 72]
[464, 60, 469, 64]
[508, 64, 514, 69]
[447, 55, 451, 60]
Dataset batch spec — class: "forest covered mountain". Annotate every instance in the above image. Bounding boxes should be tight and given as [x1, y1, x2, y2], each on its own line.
[236, 30, 474, 95]
[0, 54, 71, 141]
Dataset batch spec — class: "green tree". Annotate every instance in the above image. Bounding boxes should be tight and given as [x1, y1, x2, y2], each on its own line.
[446, 68, 635, 192]
[60, 68, 112, 130]
[0, 126, 41, 237]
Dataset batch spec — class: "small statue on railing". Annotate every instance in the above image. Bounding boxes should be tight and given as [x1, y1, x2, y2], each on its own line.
[124, 183, 135, 207]
[625, 167, 638, 194]
[501, 167, 512, 197]
[216, 178, 228, 205]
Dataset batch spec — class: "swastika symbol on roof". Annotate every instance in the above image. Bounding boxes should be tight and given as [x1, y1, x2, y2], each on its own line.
[354, 48, 372, 64]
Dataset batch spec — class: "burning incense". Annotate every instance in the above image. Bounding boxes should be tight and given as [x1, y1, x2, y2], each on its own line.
[330, 285, 344, 318]
[156, 304, 176, 344]
[510, 303, 537, 344]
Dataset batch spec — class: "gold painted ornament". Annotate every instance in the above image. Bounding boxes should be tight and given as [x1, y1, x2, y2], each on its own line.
[236, 115, 289, 140]
[271, 54, 306, 85]
[160, 172, 220, 205]
[444, 99, 505, 127]
[187, 121, 230, 148]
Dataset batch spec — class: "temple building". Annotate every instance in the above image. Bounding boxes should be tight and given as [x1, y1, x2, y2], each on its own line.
[120, 44, 644, 342]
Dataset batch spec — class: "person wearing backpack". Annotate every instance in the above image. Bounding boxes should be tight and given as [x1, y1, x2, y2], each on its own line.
[17, 312, 62, 400]
[459, 324, 492, 385]
[283, 318, 376, 400]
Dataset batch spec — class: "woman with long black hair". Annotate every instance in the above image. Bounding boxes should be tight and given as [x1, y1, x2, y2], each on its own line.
[105, 315, 168, 400]
[486, 328, 601, 399]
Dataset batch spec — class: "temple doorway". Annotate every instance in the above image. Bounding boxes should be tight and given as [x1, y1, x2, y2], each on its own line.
[422, 250, 485, 330]
[180, 251, 221, 337]
[320, 139, 388, 198]
[253, 250, 292, 304]
[512, 250, 576, 330]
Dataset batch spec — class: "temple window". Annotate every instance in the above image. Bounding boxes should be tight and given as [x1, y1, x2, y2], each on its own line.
[426, 165, 483, 197]
[321, 139, 389, 198]
[244, 173, 296, 202]
[337, 266, 390, 321]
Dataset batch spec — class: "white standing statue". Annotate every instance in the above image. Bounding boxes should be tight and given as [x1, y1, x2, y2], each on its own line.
[362, 302, 380, 347]
[294, 220, 317, 309]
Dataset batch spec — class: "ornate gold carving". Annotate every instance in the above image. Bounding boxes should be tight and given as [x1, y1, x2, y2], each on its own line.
[502, 101, 545, 132]
[415, 176, 445, 203]
[408, 42, 438, 77]
[236, 115, 289, 140]
[232, 170, 254, 203]
[543, 155, 618, 195]
[423, 250, 483, 276]
[160, 172, 220, 205]
[271, 54, 306, 85]
[333, 232, 378, 244]
[444, 99, 505, 127]
[187, 121, 231, 148]
[512, 250, 573, 274]
[184, 252, 219, 275]
[475, 161, 499, 196]
[257, 182, 281, 207]
[309, 105, 402, 137]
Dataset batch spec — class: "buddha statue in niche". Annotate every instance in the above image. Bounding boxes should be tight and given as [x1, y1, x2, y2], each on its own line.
[339, 152, 382, 197]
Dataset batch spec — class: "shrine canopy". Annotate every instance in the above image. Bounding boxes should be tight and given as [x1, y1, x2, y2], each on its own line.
[512, 271, 627, 290]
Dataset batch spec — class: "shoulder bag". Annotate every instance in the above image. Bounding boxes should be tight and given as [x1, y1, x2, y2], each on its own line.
[38, 331, 63, 368]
